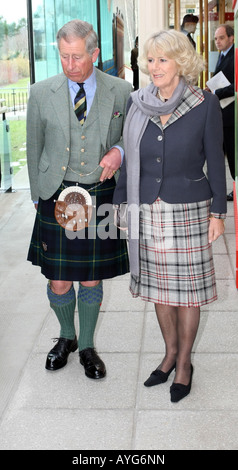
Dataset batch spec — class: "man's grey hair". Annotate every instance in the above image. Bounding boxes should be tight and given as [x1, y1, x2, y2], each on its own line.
[56, 19, 98, 55]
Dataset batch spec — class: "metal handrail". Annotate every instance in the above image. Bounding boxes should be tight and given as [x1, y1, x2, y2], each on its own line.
[0, 87, 28, 114]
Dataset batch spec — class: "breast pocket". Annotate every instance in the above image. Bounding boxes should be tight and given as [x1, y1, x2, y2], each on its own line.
[108, 116, 123, 147]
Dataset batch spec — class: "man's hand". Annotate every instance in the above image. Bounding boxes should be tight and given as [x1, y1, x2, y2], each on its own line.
[99, 147, 121, 181]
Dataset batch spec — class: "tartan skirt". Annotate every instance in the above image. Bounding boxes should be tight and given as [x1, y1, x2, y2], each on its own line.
[27, 179, 129, 281]
[130, 198, 217, 307]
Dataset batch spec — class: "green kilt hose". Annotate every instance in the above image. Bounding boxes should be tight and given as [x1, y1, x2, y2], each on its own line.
[27, 179, 129, 281]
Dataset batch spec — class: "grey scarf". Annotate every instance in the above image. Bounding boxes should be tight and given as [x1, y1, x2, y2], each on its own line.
[123, 78, 187, 277]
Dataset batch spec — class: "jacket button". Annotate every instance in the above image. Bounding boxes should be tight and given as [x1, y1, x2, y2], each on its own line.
[81, 161, 85, 166]
[62, 166, 66, 171]
[81, 148, 85, 153]
[157, 157, 161, 163]
[81, 135, 86, 140]
[66, 148, 69, 151]
[156, 177, 161, 183]
[157, 135, 163, 141]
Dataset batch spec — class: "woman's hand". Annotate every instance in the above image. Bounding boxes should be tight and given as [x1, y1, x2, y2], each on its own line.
[208, 217, 225, 243]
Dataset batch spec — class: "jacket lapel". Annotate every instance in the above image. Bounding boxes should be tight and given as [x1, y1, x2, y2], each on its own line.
[95, 69, 115, 149]
[215, 44, 234, 73]
[50, 74, 71, 143]
[49, 70, 116, 149]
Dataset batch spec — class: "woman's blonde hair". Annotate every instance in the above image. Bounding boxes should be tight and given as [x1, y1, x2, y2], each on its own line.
[138, 29, 205, 85]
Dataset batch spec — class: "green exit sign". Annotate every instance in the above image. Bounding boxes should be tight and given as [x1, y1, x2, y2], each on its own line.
[186, 8, 195, 13]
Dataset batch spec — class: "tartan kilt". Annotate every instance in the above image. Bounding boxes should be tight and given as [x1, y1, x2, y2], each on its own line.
[27, 179, 129, 281]
[130, 198, 217, 307]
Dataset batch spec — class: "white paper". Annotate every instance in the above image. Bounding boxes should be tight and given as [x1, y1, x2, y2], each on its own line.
[206, 71, 234, 108]
[220, 96, 235, 109]
[206, 71, 230, 92]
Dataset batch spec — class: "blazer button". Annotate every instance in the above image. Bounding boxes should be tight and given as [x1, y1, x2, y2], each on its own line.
[157, 157, 161, 163]
[81, 148, 85, 153]
[156, 177, 161, 183]
[66, 147, 70, 151]
[157, 135, 163, 141]
[81, 161, 85, 166]
[62, 166, 66, 171]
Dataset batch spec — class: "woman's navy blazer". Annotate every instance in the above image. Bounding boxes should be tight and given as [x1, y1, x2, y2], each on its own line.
[114, 90, 227, 215]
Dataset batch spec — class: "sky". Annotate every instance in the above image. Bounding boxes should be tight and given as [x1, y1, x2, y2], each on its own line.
[0, 1, 27, 23]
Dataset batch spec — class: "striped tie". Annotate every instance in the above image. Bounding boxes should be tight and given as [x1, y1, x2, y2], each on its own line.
[74, 83, 87, 125]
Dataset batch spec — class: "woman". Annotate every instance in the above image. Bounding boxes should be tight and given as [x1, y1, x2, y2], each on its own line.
[113, 30, 226, 402]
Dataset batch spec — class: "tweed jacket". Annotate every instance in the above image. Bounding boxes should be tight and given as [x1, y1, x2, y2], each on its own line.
[113, 88, 227, 215]
[27, 68, 132, 202]
[213, 44, 234, 127]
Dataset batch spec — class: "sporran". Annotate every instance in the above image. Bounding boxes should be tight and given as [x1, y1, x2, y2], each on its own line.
[54, 186, 93, 231]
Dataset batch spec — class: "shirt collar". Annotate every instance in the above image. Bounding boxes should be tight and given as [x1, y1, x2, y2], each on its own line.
[222, 44, 233, 56]
[68, 66, 96, 93]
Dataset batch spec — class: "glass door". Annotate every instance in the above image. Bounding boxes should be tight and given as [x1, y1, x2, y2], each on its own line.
[168, 1, 234, 86]
[0, 0, 29, 191]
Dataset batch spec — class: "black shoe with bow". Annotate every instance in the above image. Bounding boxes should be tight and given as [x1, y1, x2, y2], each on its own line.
[144, 363, 176, 387]
[170, 365, 194, 403]
[45, 336, 78, 371]
[79, 347, 106, 379]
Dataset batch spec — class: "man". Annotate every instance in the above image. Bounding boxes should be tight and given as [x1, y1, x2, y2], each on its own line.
[213, 24, 235, 201]
[27, 20, 132, 379]
[130, 36, 139, 90]
[181, 14, 199, 49]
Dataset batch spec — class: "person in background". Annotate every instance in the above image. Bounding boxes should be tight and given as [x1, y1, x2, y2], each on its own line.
[27, 19, 132, 380]
[181, 13, 199, 49]
[113, 29, 226, 402]
[209, 24, 235, 201]
[131, 36, 139, 90]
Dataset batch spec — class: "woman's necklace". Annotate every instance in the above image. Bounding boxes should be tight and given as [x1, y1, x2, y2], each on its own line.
[157, 89, 168, 102]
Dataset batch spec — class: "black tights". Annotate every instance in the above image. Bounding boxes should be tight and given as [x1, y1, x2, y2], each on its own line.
[154, 303, 200, 385]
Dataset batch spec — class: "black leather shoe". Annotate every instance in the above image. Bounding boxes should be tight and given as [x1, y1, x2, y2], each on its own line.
[170, 365, 193, 403]
[79, 348, 106, 379]
[45, 336, 78, 371]
[227, 191, 233, 201]
[144, 363, 176, 387]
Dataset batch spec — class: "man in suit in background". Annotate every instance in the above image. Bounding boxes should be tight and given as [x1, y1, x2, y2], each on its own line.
[130, 36, 139, 90]
[181, 14, 199, 49]
[27, 20, 132, 380]
[212, 24, 235, 201]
